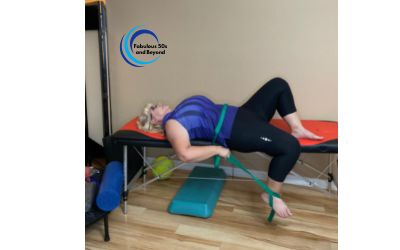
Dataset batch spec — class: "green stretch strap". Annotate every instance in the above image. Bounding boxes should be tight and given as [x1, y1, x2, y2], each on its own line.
[212, 104, 228, 169]
[212, 104, 281, 223]
[225, 154, 281, 222]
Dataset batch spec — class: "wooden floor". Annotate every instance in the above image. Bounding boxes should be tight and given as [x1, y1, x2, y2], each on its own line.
[86, 170, 338, 250]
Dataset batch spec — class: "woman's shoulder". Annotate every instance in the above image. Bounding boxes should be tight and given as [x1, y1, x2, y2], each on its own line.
[163, 119, 188, 137]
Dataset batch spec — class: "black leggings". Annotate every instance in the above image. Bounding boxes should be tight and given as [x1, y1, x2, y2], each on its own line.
[226, 77, 301, 182]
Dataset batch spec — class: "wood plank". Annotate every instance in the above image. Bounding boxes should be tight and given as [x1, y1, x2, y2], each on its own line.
[86, 169, 337, 250]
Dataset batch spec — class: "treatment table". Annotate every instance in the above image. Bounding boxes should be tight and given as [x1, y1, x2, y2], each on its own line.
[110, 117, 338, 214]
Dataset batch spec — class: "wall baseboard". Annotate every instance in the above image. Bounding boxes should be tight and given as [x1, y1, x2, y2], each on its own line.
[147, 157, 338, 191]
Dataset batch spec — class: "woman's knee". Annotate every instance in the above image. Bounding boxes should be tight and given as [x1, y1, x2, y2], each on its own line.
[266, 77, 290, 91]
[286, 135, 301, 159]
[275, 134, 301, 159]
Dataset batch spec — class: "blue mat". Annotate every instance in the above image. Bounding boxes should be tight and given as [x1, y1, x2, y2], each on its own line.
[168, 166, 226, 218]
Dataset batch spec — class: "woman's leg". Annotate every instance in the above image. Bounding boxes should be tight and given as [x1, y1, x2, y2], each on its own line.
[241, 77, 297, 121]
[226, 108, 301, 218]
[241, 77, 323, 140]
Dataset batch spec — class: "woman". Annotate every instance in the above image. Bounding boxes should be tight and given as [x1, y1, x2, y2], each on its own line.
[138, 77, 323, 218]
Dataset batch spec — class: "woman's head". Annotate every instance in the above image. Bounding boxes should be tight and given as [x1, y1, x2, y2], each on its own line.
[137, 103, 172, 133]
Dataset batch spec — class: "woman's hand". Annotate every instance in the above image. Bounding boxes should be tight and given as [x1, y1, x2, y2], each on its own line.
[217, 146, 231, 159]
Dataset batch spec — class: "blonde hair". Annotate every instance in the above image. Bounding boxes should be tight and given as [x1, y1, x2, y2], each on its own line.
[137, 103, 164, 134]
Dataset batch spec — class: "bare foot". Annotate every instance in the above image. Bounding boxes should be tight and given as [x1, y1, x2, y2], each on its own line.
[291, 127, 324, 140]
[261, 192, 293, 218]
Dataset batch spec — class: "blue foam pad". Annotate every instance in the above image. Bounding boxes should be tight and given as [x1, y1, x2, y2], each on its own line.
[96, 161, 123, 211]
[168, 166, 226, 218]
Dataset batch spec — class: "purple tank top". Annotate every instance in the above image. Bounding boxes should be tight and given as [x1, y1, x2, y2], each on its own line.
[161, 95, 238, 147]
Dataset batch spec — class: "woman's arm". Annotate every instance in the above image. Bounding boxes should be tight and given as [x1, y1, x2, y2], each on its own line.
[164, 119, 229, 163]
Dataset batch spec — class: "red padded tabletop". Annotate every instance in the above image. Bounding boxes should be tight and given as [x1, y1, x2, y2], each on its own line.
[119, 117, 338, 147]
[269, 119, 338, 146]
[119, 117, 166, 140]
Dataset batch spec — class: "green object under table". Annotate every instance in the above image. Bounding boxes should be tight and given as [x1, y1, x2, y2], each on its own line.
[168, 166, 226, 218]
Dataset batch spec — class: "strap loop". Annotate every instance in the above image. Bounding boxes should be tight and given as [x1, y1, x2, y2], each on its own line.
[212, 104, 280, 222]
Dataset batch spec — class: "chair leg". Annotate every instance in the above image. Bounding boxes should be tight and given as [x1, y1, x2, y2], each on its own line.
[104, 214, 110, 242]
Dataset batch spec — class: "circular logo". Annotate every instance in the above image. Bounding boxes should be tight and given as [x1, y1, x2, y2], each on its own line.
[120, 25, 166, 67]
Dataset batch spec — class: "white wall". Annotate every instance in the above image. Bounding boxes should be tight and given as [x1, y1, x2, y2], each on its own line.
[105, 0, 338, 179]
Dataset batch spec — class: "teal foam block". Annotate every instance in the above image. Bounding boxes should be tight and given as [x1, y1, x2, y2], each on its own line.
[168, 166, 226, 218]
